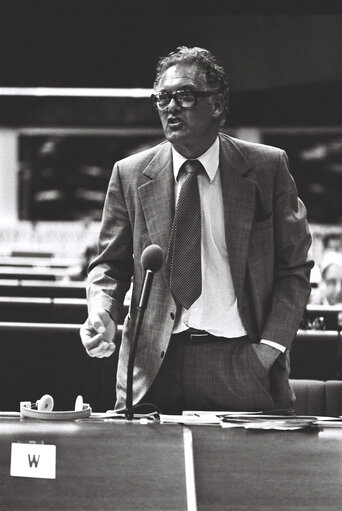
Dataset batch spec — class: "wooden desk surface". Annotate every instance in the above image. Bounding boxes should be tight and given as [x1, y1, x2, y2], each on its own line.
[0, 419, 188, 511]
[191, 425, 342, 511]
[0, 418, 342, 510]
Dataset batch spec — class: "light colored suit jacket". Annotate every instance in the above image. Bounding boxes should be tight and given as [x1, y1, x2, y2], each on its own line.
[87, 133, 313, 410]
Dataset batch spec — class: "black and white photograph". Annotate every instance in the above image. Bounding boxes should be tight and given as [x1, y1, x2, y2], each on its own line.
[0, 2, 342, 509]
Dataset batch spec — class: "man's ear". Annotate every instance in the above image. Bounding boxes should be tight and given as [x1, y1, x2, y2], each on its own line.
[212, 93, 225, 119]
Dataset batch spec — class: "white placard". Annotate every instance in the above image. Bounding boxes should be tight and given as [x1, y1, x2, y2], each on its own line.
[10, 443, 56, 479]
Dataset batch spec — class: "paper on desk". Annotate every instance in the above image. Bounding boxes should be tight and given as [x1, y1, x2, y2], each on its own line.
[103, 410, 159, 421]
[161, 410, 275, 425]
[182, 410, 262, 417]
[314, 418, 342, 428]
[160, 413, 222, 425]
[220, 417, 318, 430]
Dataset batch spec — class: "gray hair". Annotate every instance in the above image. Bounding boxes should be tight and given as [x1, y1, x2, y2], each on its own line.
[153, 46, 229, 117]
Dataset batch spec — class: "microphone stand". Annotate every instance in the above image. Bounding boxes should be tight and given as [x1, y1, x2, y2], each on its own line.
[125, 269, 154, 420]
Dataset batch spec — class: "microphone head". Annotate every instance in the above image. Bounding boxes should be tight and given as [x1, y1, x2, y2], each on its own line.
[141, 244, 164, 273]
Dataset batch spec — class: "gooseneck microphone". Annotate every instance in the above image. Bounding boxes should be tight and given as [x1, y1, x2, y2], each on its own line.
[125, 244, 164, 420]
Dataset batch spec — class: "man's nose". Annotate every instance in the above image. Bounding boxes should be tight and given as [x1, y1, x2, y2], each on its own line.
[167, 97, 181, 112]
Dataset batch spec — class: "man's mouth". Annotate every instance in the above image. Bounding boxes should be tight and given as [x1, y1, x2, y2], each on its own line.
[167, 117, 184, 129]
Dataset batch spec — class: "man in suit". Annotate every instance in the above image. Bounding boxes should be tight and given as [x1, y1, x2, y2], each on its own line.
[80, 46, 313, 413]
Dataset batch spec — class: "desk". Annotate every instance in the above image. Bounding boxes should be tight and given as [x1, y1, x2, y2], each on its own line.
[192, 425, 342, 511]
[0, 418, 342, 510]
[0, 419, 188, 511]
[0, 267, 68, 280]
[0, 279, 86, 298]
[0, 256, 81, 268]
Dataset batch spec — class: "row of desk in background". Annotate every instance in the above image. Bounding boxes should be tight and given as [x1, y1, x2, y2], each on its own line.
[0, 251, 342, 413]
[0, 254, 83, 281]
[0, 250, 119, 413]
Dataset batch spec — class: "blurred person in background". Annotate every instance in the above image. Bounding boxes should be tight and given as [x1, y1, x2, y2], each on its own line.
[310, 251, 342, 306]
[322, 233, 342, 254]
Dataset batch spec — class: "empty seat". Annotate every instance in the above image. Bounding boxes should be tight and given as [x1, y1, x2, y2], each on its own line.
[290, 379, 342, 416]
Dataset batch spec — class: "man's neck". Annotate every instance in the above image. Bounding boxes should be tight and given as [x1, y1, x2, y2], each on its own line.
[172, 134, 219, 160]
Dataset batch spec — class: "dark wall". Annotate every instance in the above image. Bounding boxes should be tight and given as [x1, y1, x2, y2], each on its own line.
[1, 5, 341, 91]
[0, 6, 341, 126]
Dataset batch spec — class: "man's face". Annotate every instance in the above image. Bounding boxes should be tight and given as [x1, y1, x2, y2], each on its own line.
[155, 64, 223, 158]
[323, 264, 342, 305]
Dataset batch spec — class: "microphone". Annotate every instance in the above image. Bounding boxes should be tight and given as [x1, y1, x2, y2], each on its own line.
[125, 244, 164, 420]
[137, 244, 164, 310]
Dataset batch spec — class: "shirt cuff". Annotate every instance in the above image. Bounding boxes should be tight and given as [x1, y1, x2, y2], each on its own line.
[260, 339, 286, 353]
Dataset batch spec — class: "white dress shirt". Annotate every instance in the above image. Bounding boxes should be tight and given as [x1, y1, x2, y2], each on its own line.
[171, 137, 285, 353]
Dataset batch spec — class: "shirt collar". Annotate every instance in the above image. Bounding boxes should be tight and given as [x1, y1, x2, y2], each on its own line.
[171, 136, 220, 183]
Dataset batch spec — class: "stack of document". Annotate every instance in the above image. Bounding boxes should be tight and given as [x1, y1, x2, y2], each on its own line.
[220, 414, 316, 430]
[159, 411, 342, 430]
[159, 411, 224, 425]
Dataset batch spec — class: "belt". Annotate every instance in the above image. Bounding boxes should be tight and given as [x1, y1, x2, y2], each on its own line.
[171, 329, 247, 343]
[187, 328, 209, 339]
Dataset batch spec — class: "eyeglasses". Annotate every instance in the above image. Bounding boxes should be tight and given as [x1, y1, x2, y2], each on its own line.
[151, 88, 214, 111]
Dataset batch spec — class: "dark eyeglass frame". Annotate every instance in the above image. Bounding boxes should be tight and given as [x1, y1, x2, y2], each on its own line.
[151, 88, 214, 111]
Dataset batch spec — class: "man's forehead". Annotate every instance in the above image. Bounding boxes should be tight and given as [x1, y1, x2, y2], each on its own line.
[158, 63, 205, 87]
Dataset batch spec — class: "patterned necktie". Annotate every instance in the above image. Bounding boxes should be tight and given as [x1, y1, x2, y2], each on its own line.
[166, 159, 202, 309]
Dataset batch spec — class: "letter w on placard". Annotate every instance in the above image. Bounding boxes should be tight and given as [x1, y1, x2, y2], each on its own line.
[28, 454, 40, 468]
[10, 443, 56, 479]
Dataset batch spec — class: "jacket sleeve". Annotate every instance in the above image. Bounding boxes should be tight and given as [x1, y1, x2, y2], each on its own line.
[261, 150, 314, 349]
[86, 162, 134, 326]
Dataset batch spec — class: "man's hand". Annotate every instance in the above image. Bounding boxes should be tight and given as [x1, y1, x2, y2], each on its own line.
[251, 343, 280, 371]
[80, 310, 116, 358]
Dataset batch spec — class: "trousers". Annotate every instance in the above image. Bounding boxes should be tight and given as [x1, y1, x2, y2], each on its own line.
[140, 332, 275, 414]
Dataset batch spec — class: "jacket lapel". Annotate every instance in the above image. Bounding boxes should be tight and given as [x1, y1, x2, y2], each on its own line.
[219, 135, 257, 302]
[137, 136, 257, 302]
[138, 142, 174, 284]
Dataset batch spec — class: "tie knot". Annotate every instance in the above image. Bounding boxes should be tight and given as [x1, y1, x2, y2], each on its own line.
[182, 159, 202, 176]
